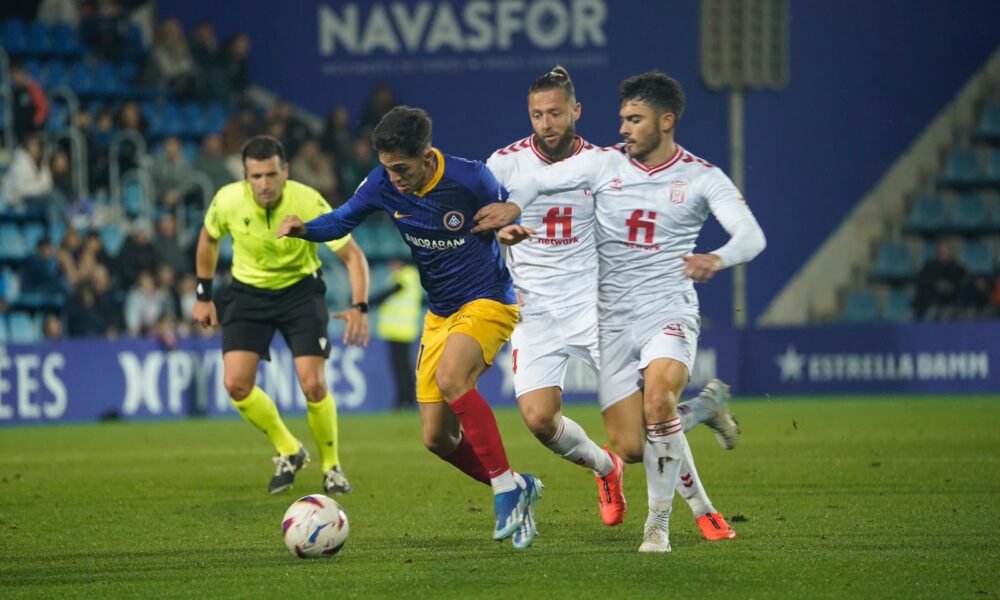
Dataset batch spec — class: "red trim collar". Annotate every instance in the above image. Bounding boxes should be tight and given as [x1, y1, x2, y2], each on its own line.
[630, 144, 684, 175]
[529, 135, 588, 164]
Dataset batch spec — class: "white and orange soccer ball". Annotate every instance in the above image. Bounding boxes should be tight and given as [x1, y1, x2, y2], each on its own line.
[281, 494, 350, 558]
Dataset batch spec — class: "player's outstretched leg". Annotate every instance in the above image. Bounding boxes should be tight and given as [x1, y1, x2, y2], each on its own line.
[269, 444, 310, 495]
[677, 379, 740, 449]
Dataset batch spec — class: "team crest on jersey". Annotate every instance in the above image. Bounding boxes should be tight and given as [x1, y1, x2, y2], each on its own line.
[443, 211, 465, 231]
[670, 181, 687, 205]
[609, 177, 623, 191]
[662, 322, 685, 338]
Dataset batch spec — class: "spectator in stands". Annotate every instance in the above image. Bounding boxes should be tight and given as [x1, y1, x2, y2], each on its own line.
[50, 150, 75, 202]
[19, 238, 68, 297]
[193, 133, 234, 191]
[913, 238, 967, 320]
[338, 137, 377, 201]
[359, 82, 398, 132]
[86, 108, 117, 193]
[176, 273, 199, 337]
[291, 139, 338, 202]
[81, 0, 131, 61]
[151, 136, 193, 211]
[222, 33, 251, 105]
[37, 0, 80, 26]
[78, 229, 116, 282]
[116, 100, 149, 137]
[67, 282, 108, 339]
[2, 134, 54, 213]
[9, 62, 49, 142]
[221, 104, 264, 155]
[147, 18, 197, 98]
[267, 102, 311, 159]
[958, 273, 994, 319]
[43, 314, 65, 340]
[152, 213, 189, 276]
[124, 269, 168, 336]
[55, 226, 84, 285]
[90, 263, 123, 336]
[157, 263, 181, 318]
[320, 105, 355, 164]
[118, 219, 158, 289]
[190, 21, 230, 104]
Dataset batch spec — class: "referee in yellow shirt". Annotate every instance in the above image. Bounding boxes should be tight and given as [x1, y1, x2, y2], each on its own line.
[192, 135, 370, 495]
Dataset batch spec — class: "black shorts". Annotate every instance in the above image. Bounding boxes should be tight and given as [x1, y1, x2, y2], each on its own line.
[220, 272, 330, 361]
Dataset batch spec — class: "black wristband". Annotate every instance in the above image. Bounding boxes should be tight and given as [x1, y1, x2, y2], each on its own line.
[196, 278, 213, 302]
[352, 302, 369, 314]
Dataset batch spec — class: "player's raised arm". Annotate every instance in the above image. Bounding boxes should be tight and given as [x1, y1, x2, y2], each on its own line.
[278, 175, 381, 242]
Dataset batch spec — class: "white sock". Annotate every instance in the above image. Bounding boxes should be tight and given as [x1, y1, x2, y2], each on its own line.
[644, 419, 686, 515]
[491, 470, 516, 494]
[678, 395, 715, 432]
[676, 437, 716, 516]
[545, 416, 613, 477]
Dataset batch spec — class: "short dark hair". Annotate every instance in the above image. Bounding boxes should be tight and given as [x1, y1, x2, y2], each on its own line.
[620, 71, 685, 122]
[528, 65, 576, 103]
[241, 135, 285, 165]
[371, 106, 432, 157]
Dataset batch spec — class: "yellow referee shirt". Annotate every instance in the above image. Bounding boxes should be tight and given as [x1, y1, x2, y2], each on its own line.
[204, 179, 351, 289]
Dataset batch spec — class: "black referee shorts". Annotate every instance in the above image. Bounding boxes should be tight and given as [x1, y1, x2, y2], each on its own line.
[220, 272, 330, 361]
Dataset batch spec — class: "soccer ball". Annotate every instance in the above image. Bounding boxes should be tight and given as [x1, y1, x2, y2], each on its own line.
[281, 494, 350, 558]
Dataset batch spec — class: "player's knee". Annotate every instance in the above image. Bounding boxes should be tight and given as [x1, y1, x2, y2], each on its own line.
[521, 405, 559, 442]
[609, 432, 644, 463]
[422, 429, 458, 457]
[300, 378, 327, 403]
[225, 378, 253, 401]
[435, 371, 474, 403]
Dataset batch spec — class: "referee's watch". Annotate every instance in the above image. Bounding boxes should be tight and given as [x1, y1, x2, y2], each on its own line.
[352, 302, 369, 314]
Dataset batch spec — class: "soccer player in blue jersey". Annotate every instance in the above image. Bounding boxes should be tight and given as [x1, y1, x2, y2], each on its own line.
[276, 106, 543, 549]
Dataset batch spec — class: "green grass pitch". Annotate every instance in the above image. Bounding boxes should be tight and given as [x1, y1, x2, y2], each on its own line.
[1, 396, 998, 598]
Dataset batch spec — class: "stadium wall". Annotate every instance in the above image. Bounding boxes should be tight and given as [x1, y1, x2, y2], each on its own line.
[2, 321, 996, 425]
[158, 0, 1000, 327]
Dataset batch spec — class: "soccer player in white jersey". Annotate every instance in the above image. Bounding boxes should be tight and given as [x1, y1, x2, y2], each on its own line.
[475, 71, 766, 552]
[488, 66, 744, 540]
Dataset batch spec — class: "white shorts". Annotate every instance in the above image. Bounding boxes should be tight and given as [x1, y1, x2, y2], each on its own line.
[510, 303, 599, 399]
[598, 310, 701, 407]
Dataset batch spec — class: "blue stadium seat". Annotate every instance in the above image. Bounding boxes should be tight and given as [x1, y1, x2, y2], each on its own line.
[43, 60, 68, 89]
[123, 180, 145, 217]
[48, 221, 66, 246]
[92, 62, 120, 97]
[959, 239, 994, 275]
[0, 224, 28, 260]
[69, 60, 95, 95]
[883, 288, 915, 322]
[205, 104, 228, 133]
[986, 148, 1000, 185]
[1, 19, 28, 54]
[843, 289, 880, 322]
[872, 240, 916, 282]
[26, 21, 51, 55]
[906, 195, 948, 235]
[49, 24, 82, 57]
[21, 222, 47, 249]
[100, 223, 125, 256]
[8, 311, 38, 344]
[976, 104, 1000, 141]
[116, 61, 138, 84]
[952, 194, 988, 234]
[941, 149, 980, 186]
[23, 58, 44, 80]
[0, 313, 8, 344]
[47, 102, 70, 133]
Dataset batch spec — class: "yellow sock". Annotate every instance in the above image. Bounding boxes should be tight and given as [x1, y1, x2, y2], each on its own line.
[307, 392, 340, 472]
[233, 386, 300, 456]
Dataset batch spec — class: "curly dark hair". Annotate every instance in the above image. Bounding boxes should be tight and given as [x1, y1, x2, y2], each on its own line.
[371, 106, 432, 157]
[620, 71, 685, 122]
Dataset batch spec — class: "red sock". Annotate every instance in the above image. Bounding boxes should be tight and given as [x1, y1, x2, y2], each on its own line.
[449, 389, 511, 479]
[442, 435, 490, 485]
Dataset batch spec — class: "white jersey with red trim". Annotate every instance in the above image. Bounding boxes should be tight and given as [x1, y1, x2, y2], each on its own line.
[506, 143, 766, 325]
[486, 135, 599, 315]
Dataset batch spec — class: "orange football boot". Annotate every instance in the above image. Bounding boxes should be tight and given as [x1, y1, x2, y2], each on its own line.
[595, 446, 626, 526]
[696, 512, 737, 541]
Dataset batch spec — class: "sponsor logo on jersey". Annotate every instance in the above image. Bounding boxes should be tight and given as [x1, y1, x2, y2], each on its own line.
[534, 236, 580, 246]
[670, 180, 687, 205]
[393, 210, 412, 219]
[662, 322, 685, 339]
[404, 233, 466, 250]
[608, 177, 623, 191]
[443, 211, 465, 231]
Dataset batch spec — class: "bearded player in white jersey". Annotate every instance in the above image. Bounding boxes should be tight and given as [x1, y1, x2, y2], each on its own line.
[487, 66, 744, 542]
[476, 71, 766, 552]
